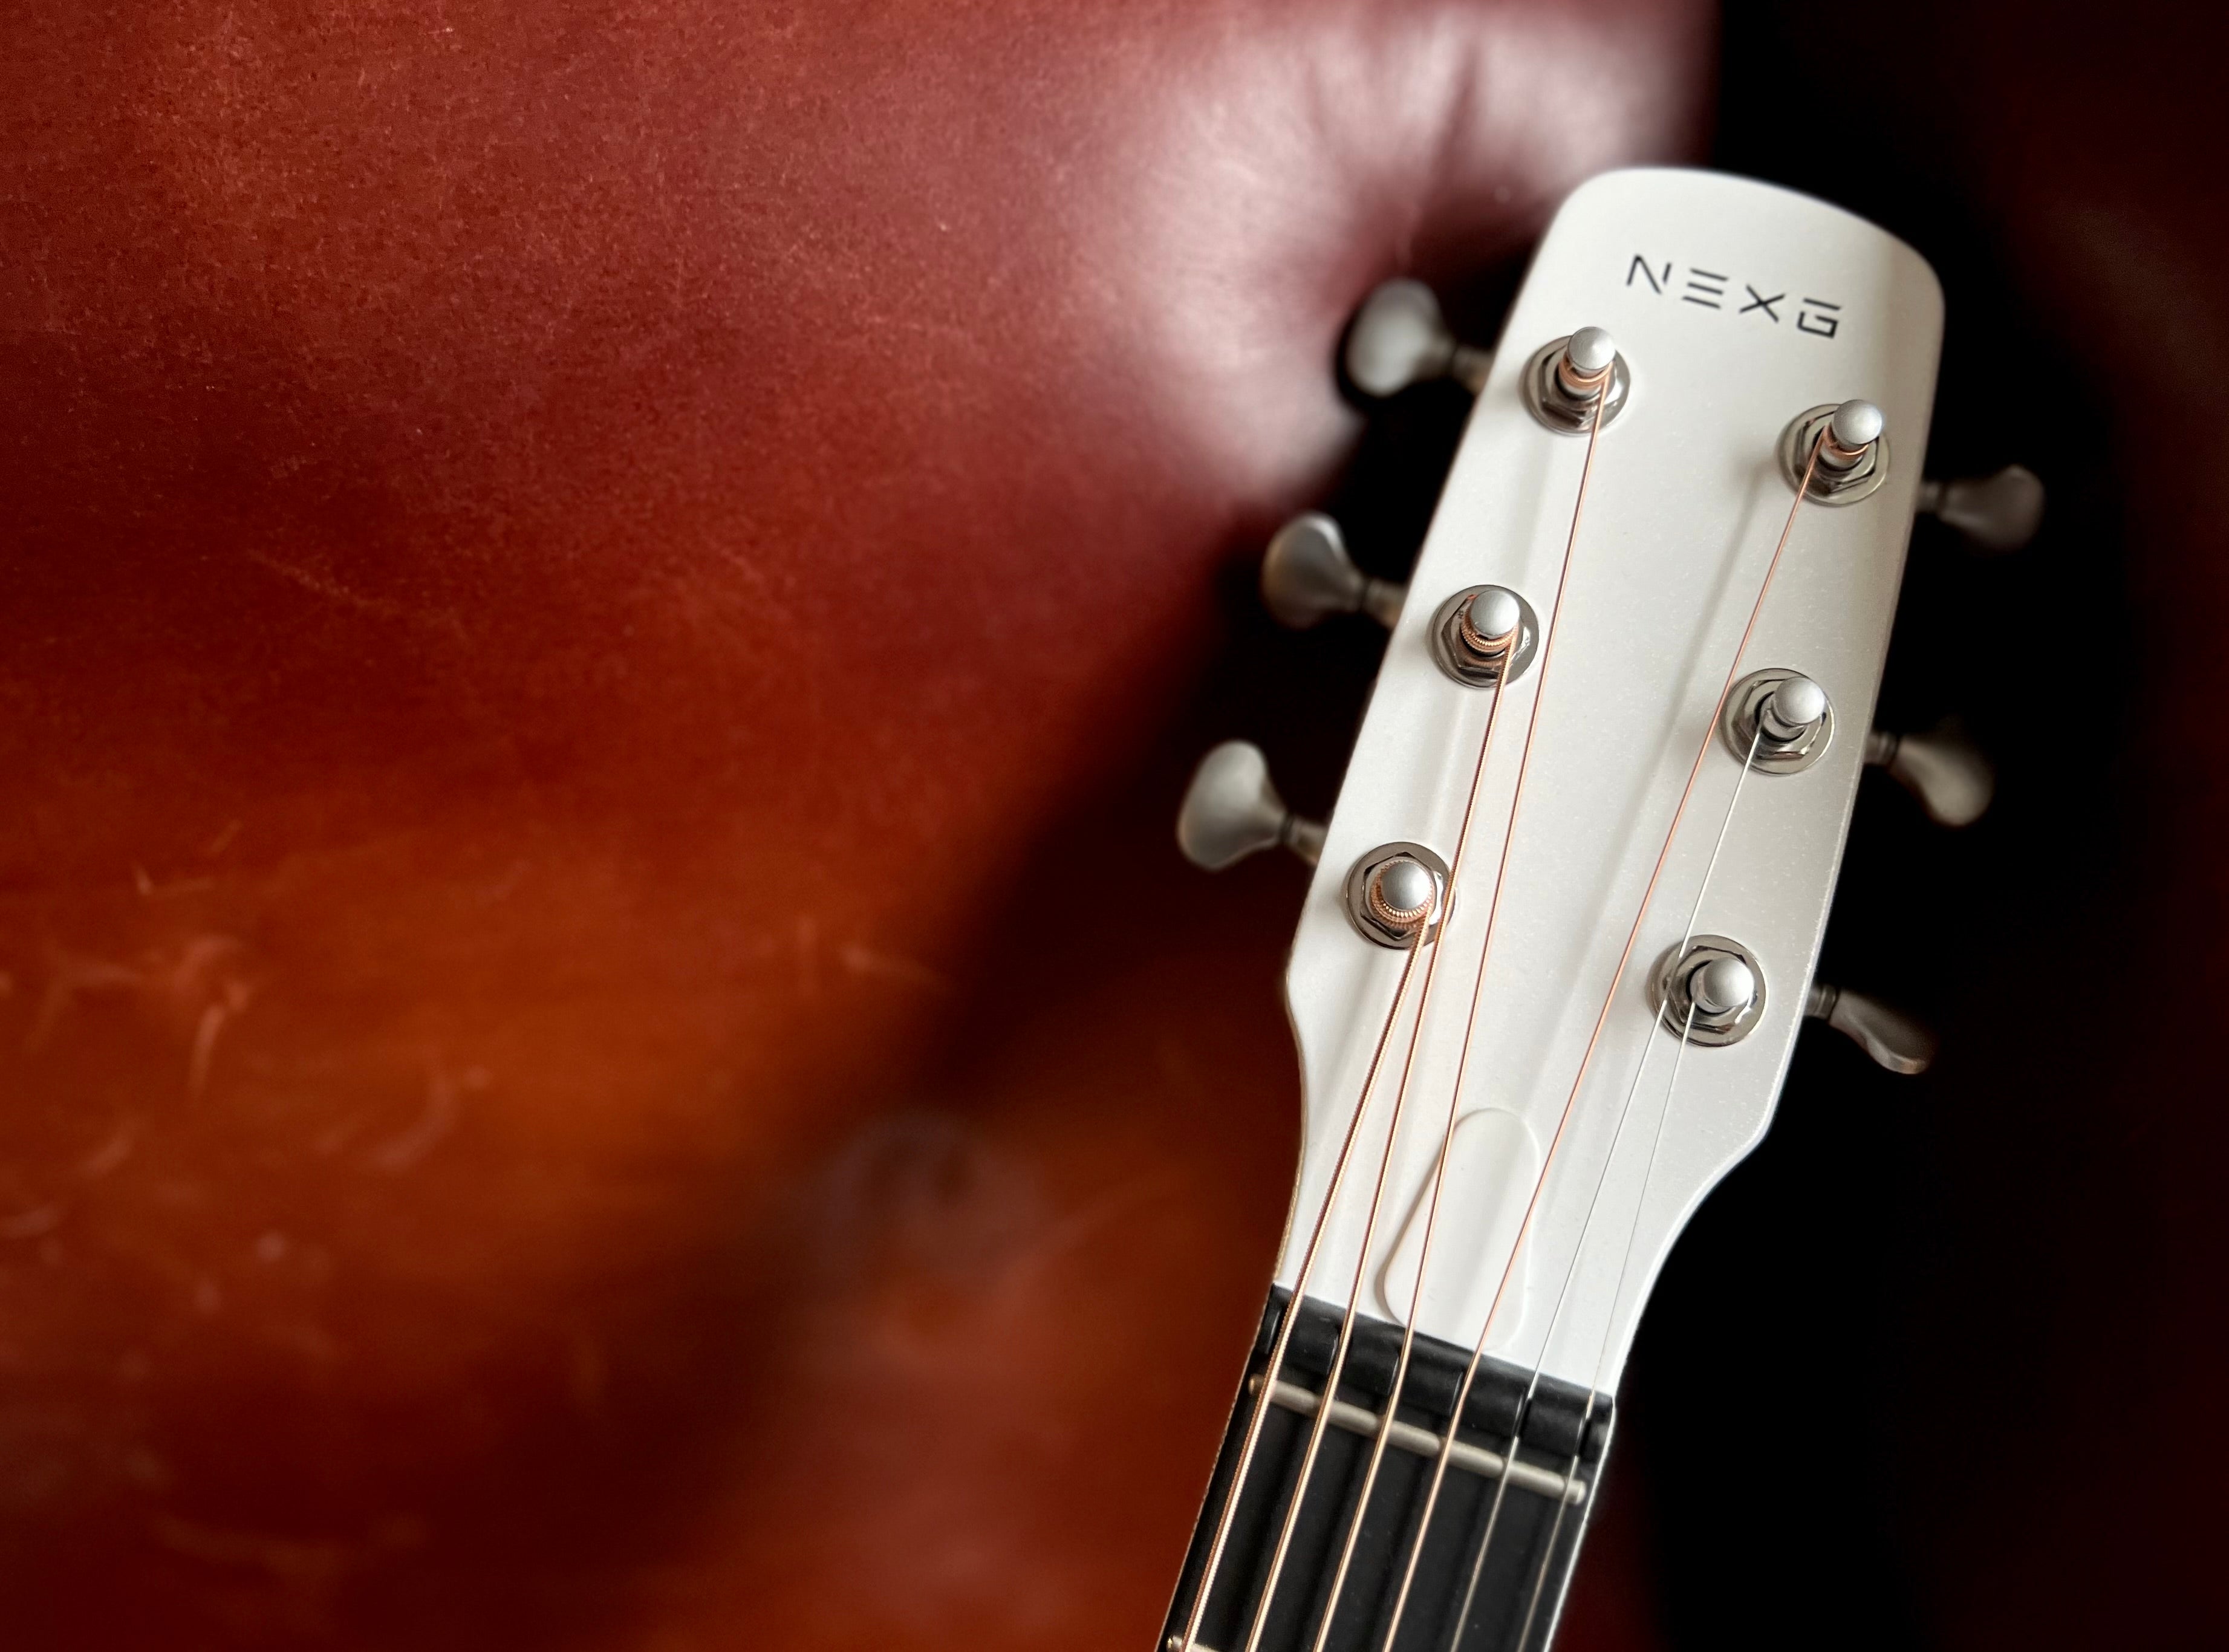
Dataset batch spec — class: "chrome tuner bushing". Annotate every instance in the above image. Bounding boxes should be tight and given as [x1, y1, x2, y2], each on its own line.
[1779, 400, 1890, 503]
[1521, 328, 1630, 434]
[1650, 935, 1766, 1047]
[1720, 668, 1835, 775]
[1429, 585, 1540, 689]
[1342, 842, 1450, 949]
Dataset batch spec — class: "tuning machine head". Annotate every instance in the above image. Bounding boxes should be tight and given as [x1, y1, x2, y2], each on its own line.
[1805, 981, 1936, 1074]
[1260, 512, 1404, 629]
[1176, 741, 1325, 871]
[1343, 279, 1492, 398]
[1916, 464, 2046, 553]
[1863, 720, 1994, 827]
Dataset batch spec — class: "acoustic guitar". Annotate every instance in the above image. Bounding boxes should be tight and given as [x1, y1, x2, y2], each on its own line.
[1156, 167, 2036, 1652]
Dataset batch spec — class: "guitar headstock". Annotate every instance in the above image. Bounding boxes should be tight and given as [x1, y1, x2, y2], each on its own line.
[1163, 169, 2037, 1652]
[1287, 166, 1942, 1385]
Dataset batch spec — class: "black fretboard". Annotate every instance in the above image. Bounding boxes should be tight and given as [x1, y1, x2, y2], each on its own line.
[1158, 1291, 1614, 1652]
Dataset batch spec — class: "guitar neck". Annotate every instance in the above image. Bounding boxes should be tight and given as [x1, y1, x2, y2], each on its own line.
[1161, 1292, 1615, 1652]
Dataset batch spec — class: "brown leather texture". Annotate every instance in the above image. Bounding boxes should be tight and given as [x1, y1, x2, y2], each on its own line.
[0, 2, 1710, 1647]
[9, 0, 2228, 1645]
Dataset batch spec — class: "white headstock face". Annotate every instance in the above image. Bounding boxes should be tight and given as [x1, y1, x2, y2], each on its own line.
[1276, 169, 1943, 1396]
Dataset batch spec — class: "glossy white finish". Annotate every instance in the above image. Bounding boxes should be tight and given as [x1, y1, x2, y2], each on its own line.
[1275, 170, 1942, 1393]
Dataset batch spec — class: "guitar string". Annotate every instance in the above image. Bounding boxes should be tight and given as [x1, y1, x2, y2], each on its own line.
[1373, 425, 1832, 1652]
[1292, 358, 1618, 1652]
[1456, 720, 1765, 1652]
[1177, 926, 1431, 1652]
[1509, 1002, 1700, 1652]
[1508, 1001, 1696, 1652]
[1238, 671, 1511, 1652]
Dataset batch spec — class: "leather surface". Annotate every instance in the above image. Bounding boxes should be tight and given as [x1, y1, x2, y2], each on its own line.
[0, 2, 1713, 1647]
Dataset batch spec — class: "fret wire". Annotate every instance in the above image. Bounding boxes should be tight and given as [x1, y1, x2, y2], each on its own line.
[1375, 430, 1831, 1652]
[1293, 356, 1619, 1652]
[1252, 1379, 1584, 1503]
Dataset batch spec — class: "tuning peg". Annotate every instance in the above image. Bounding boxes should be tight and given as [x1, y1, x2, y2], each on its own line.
[1916, 464, 2045, 553]
[1176, 741, 1326, 871]
[1804, 982, 1937, 1075]
[1260, 512, 1404, 629]
[1863, 721, 1994, 828]
[1344, 279, 1492, 398]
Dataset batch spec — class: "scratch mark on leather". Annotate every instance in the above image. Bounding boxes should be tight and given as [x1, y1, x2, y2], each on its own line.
[186, 978, 254, 1100]
[838, 942, 954, 993]
[245, 549, 412, 621]
[25, 955, 143, 1050]
[0, 1203, 65, 1240]
[151, 1515, 354, 1585]
[134, 863, 218, 900]
[367, 1067, 461, 1171]
[79, 1120, 139, 1179]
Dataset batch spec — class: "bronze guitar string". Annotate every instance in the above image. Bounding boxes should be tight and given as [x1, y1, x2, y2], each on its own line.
[1188, 348, 1615, 1652]
[1289, 359, 1619, 1652]
[1176, 925, 1432, 1652]
[1373, 425, 1832, 1652]
[1240, 667, 1512, 1652]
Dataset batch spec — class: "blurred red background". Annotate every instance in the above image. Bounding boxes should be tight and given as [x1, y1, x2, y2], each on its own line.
[0, 1, 2222, 1647]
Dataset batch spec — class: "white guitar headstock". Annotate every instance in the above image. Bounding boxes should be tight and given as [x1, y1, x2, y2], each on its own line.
[1163, 169, 2003, 1652]
[1282, 167, 1943, 1392]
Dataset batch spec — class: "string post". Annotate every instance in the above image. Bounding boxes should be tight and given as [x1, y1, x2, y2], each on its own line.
[1557, 325, 1617, 395]
[1368, 859, 1436, 930]
[1821, 398, 1884, 468]
[1691, 955, 1757, 1018]
[1721, 668, 1836, 773]
[1432, 584, 1540, 688]
[1780, 400, 1890, 502]
[1462, 586, 1521, 651]
[1341, 842, 1449, 948]
[1759, 673, 1829, 745]
[1523, 328, 1630, 433]
[1650, 936, 1768, 1046]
